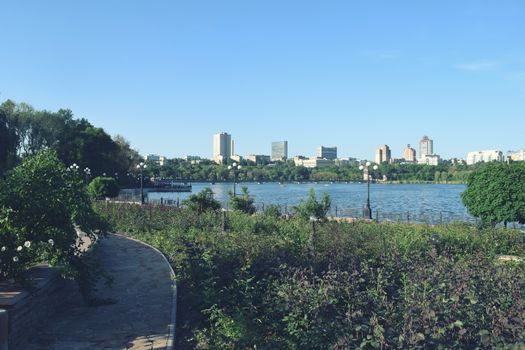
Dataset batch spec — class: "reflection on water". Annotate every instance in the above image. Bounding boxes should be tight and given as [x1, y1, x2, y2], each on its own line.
[143, 182, 473, 223]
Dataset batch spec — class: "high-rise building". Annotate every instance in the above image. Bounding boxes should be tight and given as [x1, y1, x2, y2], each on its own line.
[375, 144, 391, 164]
[403, 144, 416, 162]
[271, 141, 288, 161]
[213, 132, 233, 164]
[466, 150, 504, 165]
[316, 146, 338, 160]
[419, 135, 433, 158]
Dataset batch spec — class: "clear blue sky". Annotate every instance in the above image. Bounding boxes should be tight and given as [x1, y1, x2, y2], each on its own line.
[1, 1, 524, 160]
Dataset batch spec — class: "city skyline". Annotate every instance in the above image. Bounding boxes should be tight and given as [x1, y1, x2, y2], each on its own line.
[1, 1, 525, 159]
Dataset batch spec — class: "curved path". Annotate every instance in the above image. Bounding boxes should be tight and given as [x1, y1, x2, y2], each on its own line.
[19, 234, 175, 350]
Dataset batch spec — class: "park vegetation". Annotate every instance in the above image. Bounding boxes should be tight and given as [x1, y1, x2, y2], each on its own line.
[0, 151, 106, 293]
[95, 193, 525, 349]
[462, 162, 525, 227]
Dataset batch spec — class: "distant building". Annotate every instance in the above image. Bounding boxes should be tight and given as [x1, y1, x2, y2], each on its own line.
[246, 154, 271, 165]
[418, 154, 441, 166]
[510, 150, 525, 161]
[466, 150, 504, 165]
[419, 135, 433, 158]
[449, 158, 466, 165]
[146, 154, 167, 166]
[390, 158, 406, 164]
[295, 157, 335, 168]
[403, 144, 416, 162]
[375, 145, 391, 164]
[271, 141, 288, 161]
[213, 132, 233, 164]
[335, 158, 358, 166]
[316, 146, 337, 160]
[230, 155, 242, 163]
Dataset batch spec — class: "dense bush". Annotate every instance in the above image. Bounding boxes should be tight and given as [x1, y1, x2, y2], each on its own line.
[462, 162, 525, 226]
[294, 188, 331, 221]
[95, 202, 525, 349]
[0, 151, 105, 283]
[229, 187, 256, 214]
[88, 176, 120, 199]
[182, 188, 221, 213]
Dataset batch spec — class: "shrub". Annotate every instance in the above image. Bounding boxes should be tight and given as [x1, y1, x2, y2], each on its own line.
[183, 188, 221, 213]
[0, 151, 105, 282]
[229, 187, 256, 214]
[462, 162, 525, 226]
[294, 188, 331, 221]
[87, 176, 120, 199]
[263, 204, 281, 218]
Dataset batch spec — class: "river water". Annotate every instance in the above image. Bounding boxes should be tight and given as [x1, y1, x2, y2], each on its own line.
[140, 182, 473, 223]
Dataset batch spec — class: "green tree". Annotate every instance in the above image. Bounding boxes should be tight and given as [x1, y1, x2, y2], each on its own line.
[461, 162, 525, 226]
[183, 188, 221, 213]
[294, 189, 331, 221]
[229, 187, 256, 214]
[88, 177, 120, 199]
[0, 103, 18, 173]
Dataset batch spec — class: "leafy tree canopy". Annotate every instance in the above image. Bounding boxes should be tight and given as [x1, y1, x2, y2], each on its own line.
[462, 162, 525, 226]
[88, 177, 120, 199]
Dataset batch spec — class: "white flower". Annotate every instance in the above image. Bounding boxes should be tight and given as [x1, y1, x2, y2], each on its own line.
[1, 246, 5, 252]
[48, 239, 54, 246]
[24, 241, 31, 248]
[16, 246, 22, 252]
[13, 256, 19, 262]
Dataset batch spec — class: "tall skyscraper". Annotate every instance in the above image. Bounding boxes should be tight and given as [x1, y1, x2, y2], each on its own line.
[213, 132, 233, 164]
[375, 144, 391, 164]
[419, 135, 433, 158]
[403, 144, 416, 162]
[271, 141, 288, 161]
[317, 146, 337, 160]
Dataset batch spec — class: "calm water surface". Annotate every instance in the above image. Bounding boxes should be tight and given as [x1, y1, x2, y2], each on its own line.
[145, 183, 473, 223]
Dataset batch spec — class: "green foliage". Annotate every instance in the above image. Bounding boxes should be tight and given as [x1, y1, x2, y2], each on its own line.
[0, 101, 18, 173]
[263, 204, 282, 218]
[229, 187, 255, 214]
[462, 162, 525, 226]
[0, 151, 105, 281]
[95, 203, 525, 349]
[0, 99, 141, 180]
[182, 188, 221, 213]
[294, 189, 331, 220]
[88, 177, 120, 199]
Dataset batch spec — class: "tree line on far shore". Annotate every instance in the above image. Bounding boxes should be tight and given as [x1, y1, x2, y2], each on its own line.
[0, 99, 509, 187]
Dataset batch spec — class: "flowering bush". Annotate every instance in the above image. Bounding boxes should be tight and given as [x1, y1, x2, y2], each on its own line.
[0, 151, 105, 282]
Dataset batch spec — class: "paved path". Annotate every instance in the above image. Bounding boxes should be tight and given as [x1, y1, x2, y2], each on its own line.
[19, 234, 175, 350]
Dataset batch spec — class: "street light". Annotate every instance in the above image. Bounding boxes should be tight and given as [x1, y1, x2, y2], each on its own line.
[227, 162, 242, 196]
[83, 167, 91, 184]
[136, 162, 147, 204]
[68, 163, 79, 171]
[359, 162, 378, 220]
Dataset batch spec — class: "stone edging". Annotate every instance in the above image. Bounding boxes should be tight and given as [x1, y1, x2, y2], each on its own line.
[113, 233, 177, 350]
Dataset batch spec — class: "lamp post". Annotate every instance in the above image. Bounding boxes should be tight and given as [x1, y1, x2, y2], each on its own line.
[83, 167, 91, 184]
[359, 162, 378, 220]
[227, 162, 242, 196]
[136, 162, 147, 204]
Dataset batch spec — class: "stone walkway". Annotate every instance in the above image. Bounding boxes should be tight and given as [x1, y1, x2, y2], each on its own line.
[19, 234, 175, 350]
